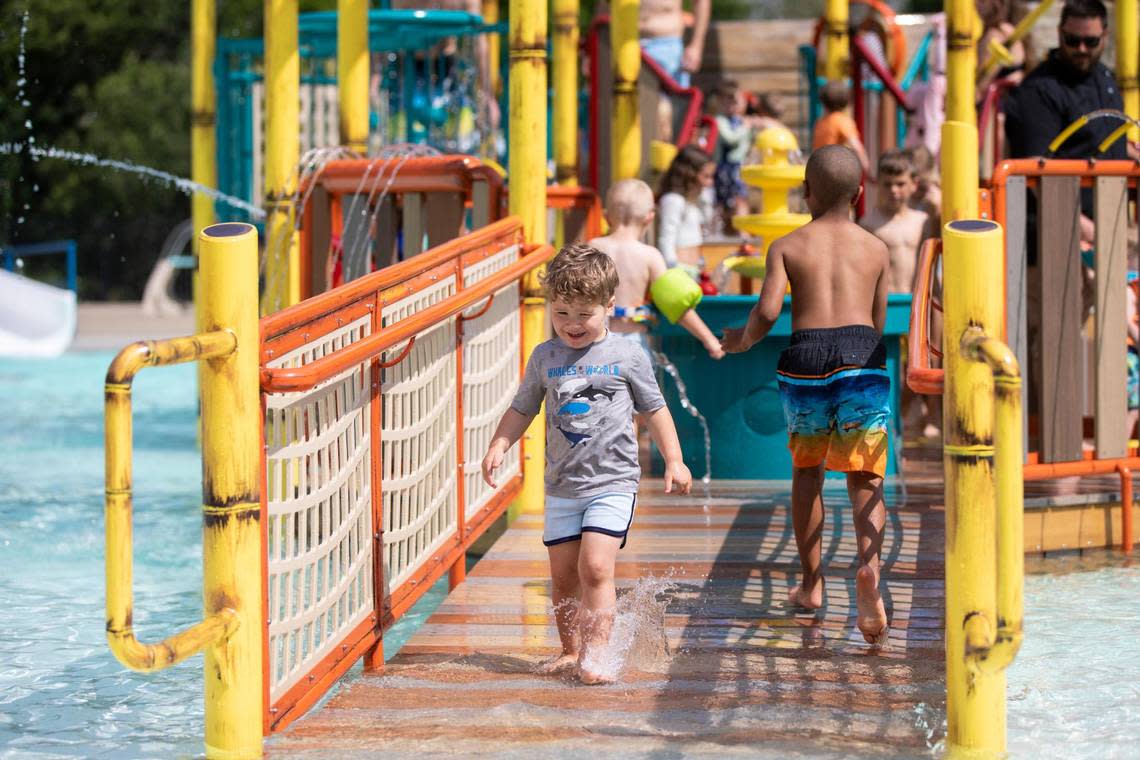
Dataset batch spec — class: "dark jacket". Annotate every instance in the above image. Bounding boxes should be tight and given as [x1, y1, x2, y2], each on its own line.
[1004, 49, 1127, 161]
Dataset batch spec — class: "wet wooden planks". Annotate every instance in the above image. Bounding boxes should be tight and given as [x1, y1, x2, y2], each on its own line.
[271, 475, 948, 757]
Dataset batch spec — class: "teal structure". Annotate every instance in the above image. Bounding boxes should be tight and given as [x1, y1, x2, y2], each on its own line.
[650, 294, 912, 480]
[214, 10, 505, 219]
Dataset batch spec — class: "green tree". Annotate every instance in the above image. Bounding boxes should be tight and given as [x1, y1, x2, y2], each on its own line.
[0, 0, 328, 298]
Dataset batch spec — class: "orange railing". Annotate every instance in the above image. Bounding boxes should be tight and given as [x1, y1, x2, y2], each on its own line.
[297, 155, 506, 298]
[259, 217, 554, 731]
[909, 159, 1140, 552]
[546, 184, 606, 244]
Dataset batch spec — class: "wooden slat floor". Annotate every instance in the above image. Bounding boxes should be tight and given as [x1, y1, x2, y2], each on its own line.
[271, 468, 950, 758]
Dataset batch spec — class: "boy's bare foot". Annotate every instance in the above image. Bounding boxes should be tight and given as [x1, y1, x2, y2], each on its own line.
[855, 565, 889, 647]
[578, 667, 616, 685]
[538, 653, 580, 674]
[787, 575, 824, 610]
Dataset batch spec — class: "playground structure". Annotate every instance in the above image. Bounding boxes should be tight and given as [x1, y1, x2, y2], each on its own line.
[99, 0, 1140, 758]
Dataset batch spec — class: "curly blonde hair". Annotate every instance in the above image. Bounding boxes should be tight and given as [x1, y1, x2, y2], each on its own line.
[541, 243, 618, 305]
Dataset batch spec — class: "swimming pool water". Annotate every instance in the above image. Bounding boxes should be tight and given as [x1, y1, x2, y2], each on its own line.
[0, 352, 1137, 758]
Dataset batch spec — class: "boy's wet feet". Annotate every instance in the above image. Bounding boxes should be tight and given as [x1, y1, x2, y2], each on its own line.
[578, 667, 616, 685]
[538, 653, 580, 674]
[788, 575, 824, 610]
[855, 565, 889, 647]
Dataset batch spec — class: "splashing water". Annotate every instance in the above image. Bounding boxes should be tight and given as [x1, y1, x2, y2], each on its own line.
[576, 573, 677, 682]
[259, 143, 443, 313]
[0, 142, 266, 220]
[12, 10, 33, 227]
[652, 350, 712, 494]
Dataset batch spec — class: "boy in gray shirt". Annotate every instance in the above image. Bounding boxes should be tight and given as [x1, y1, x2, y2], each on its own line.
[482, 243, 692, 684]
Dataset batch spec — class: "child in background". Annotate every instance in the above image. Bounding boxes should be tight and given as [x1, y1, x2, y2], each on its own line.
[747, 91, 789, 133]
[591, 179, 725, 360]
[658, 145, 716, 275]
[860, 151, 928, 294]
[906, 145, 942, 244]
[720, 145, 891, 646]
[812, 81, 871, 175]
[712, 80, 754, 231]
[861, 150, 939, 440]
[482, 244, 693, 684]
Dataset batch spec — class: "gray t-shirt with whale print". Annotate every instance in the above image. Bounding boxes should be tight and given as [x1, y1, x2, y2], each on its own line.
[510, 332, 666, 498]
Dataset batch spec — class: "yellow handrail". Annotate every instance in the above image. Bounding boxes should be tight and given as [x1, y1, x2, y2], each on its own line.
[106, 222, 262, 759]
[104, 331, 239, 672]
[960, 329, 1025, 674]
[977, 0, 1054, 81]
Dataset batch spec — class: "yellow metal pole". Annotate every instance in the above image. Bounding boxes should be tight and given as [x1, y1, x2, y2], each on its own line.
[509, 0, 548, 516]
[106, 334, 240, 675]
[942, 0, 980, 221]
[199, 222, 264, 759]
[191, 0, 217, 331]
[961, 331, 1025, 676]
[1117, 0, 1139, 141]
[611, 0, 640, 182]
[553, 0, 579, 187]
[263, 0, 301, 315]
[822, 0, 848, 81]
[337, 0, 369, 154]
[483, 0, 501, 111]
[942, 219, 1006, 755]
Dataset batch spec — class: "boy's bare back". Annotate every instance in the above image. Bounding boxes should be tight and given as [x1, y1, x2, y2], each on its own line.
[589, 235, 666, 311]
[772, 216, 889, 333]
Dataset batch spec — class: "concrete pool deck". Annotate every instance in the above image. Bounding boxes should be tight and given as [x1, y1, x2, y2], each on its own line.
[73, 302, 196, 351]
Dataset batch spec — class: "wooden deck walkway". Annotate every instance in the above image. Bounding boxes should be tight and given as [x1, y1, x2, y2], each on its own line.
[271, 469, 949, 757]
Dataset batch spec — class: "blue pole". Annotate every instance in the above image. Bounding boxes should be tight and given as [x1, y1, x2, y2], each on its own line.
[66, 240, 78, 294]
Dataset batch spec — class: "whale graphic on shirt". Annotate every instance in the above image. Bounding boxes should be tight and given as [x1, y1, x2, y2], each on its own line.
[557, 425, 592, 447]
[571, 385, 614, 402]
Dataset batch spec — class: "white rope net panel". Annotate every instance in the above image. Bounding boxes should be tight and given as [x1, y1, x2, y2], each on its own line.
[381, 275, 459, 594]
[264, 314, 375, 702]
[462, 245, 522, 519]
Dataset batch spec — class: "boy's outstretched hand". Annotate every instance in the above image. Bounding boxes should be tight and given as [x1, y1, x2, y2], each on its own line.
[703, 338, 726, 360]
[664, 460, 693, 495]
[720, 326, 753, 354]
[482, 441, 507, 488]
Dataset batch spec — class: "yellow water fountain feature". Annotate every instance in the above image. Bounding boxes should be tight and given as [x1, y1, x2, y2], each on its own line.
[725, 126, 811, 281]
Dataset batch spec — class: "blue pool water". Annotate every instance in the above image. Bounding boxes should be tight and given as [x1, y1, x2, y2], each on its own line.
[0, 353, 449, 759]
[0, 352, 1137, 758]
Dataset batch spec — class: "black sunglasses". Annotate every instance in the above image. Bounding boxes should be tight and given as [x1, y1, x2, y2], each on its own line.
[1061, 32, 1103, 49]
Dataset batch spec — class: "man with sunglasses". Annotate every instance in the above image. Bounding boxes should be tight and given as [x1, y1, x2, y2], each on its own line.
[1005, 0, 1135, 164]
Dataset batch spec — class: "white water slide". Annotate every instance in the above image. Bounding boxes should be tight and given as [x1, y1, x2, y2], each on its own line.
[0, 268, 76, 357]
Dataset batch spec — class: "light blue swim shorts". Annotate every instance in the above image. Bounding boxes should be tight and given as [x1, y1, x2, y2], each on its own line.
[611, 328, 652, 360]
[543, 492, 638, 548]
[640, 36, 689, 88]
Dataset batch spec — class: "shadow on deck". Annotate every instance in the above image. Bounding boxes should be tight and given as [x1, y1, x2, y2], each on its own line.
[270, 458, 949, 758]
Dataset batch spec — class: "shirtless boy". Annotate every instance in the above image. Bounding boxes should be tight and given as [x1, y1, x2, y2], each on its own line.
[721, 145, 891, 646]
[861, 151, 939, 439]
[590, 179, 724, 360]
[860, 151, 928, 294]
[638, 0, 711, 88]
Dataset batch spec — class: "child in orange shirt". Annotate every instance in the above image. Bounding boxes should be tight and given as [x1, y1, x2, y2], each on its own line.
[812, 81, 870, 175]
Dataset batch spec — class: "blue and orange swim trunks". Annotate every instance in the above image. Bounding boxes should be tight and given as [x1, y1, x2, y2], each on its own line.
[776, 325, 891, 477]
